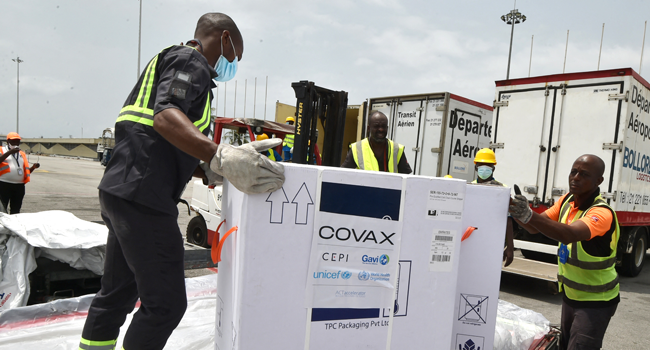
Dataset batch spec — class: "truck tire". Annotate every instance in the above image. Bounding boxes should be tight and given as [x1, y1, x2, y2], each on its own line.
[186, 216, 209, 248]
[619, 231, 647, 277]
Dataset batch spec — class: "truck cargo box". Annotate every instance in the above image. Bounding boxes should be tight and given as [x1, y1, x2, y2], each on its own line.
[493, 67, 650, 277]
[365, 93, 493, 182]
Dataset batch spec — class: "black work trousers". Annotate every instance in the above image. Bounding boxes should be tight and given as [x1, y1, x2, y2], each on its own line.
[81, 191, 187, 350]
[560, 300, 618, 350]
[0, 181, 25, 214]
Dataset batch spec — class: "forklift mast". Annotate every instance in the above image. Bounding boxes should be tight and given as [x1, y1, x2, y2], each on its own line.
[291, 81, 348, 166]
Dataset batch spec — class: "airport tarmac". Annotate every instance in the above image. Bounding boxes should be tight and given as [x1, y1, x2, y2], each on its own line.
[20, 155, 650, 349]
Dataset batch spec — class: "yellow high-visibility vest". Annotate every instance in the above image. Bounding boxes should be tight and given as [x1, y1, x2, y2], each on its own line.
[557, 194, 620, 302]
[350, 138, 404, 173]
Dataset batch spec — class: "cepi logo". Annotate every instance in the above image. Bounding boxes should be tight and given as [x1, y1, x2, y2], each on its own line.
[358, 271, 370, 281]
[313, 270, 351, 280]
[362, 254, 390, 265]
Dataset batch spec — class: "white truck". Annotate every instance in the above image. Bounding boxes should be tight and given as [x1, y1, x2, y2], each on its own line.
[365, 92, 493, 182]
[493, 67, 650, 278]
[187, 118, 294, 247]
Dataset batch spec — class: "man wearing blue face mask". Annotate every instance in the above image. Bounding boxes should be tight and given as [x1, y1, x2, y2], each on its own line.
[80, 13, 285, 350]
[472, 148, 514, 267]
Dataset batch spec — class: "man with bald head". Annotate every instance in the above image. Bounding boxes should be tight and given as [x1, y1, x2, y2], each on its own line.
[80, 13, 284, 350]
[509, 155, 619, 350]
[341, 111, 411, 174]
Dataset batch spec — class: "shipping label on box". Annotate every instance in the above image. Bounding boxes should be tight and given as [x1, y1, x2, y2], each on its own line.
[306, 169, 405, 309]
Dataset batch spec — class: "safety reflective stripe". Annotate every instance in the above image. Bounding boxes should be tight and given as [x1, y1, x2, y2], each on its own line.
[391, 141, 399, 173]
[355, 141, 365, 170]
[193, 97, 211, 132]
[561, 243, 617, 270]
[78, 338, 116, 350]
[116, 53, 159, 126]
[136, 55, 159, 109]
[557, 274, 619, 293]
[0, 165, 8, 172]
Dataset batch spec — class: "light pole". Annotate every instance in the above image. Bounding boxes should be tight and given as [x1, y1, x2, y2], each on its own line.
[137, 0, 143, 80]
[501, 9, 526, 80]
[12, 57, 23, 133]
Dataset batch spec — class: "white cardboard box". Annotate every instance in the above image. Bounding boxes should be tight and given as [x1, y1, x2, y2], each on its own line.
[452, 184, 510, 350]
[216, 164, 508, 350]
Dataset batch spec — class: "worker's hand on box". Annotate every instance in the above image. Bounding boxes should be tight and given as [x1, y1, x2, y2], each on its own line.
[509, 194, 532, 224]
[209, 138, 285, 194]
[199, 162, 223, 186]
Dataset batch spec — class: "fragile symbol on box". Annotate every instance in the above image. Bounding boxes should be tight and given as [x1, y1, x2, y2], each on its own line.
[456, 334, 484, 350]
[458, 294, 488, 324]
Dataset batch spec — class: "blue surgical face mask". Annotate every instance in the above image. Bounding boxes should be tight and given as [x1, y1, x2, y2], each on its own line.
[213, 36, 238, 82]
[477, 165, 493, 180]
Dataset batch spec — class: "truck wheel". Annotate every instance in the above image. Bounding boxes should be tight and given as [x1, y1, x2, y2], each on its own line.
[619, 232, 647, 277]
[186, 216, 209, 248]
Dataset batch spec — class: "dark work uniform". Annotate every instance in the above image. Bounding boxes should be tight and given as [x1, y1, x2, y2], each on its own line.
[341, 142, 412, 174]
[81, 44, 215, 350]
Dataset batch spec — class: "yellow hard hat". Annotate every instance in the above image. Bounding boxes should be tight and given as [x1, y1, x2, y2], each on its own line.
[286, 116, 295, 123]
[256, 133, 269, 141]
[474, 148, 496, 164]
[444, 175, 453, 178]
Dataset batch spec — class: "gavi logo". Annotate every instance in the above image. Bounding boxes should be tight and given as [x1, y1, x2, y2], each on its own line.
[362, 254, 390, 265]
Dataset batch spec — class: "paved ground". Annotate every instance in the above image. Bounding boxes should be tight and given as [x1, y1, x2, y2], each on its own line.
[20, 155, 650, 349]
[22, 154, 213, 278]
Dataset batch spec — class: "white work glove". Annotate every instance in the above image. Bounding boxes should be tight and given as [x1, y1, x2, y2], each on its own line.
[210, 138, 285, 194]
[509, 195, 533, 224]
[199, 162, 223, 186]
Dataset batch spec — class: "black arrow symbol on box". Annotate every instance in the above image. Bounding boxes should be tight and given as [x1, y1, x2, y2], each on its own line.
[266, 187, 289, 224]
[292, 183, 313, 225]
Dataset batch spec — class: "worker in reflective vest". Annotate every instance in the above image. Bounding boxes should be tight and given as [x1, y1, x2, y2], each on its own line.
[509, 154, 619, 350]
[470, 148, 514, 267]
[0, 132, 40, 214]
[341, 111, 411, 174]
[257, 133, 281, 161]
[80, 13, 284, 350]
[282, 116, 295, 161]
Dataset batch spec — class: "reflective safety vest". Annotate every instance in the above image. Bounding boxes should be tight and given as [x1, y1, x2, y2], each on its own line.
[264, 150, 276, 161]
[0, 147, 30, 183]
[283, 134, 294, 148]
[557, 194, 620, 302]
[350, 138, 404, 173]
[115, 46, 211, 133]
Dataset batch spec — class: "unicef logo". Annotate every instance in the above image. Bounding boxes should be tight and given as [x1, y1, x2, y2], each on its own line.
[358, 271, 370, 281]
[379, 254, 389, 265]
[341, 271, 351, 280]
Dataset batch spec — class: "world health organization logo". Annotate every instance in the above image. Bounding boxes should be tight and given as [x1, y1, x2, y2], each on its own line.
[341, 271, 351, 280]
[358, 271, 370, 281]
[379, 254, 389, 265]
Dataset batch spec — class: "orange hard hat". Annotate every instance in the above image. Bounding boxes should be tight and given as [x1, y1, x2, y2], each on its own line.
[6, 132, 21, 140]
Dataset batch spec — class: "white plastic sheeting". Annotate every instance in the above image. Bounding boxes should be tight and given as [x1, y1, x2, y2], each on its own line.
[0, 211, 108, 311]
[493, 299, 551, 350]
[0, 274, 218, 350]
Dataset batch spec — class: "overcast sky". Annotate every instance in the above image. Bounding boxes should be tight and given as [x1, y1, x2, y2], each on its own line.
[0, 0, 648, 138]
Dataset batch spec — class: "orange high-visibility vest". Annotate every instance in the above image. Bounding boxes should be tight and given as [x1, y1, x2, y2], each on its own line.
[0, 147, 31, 183]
